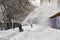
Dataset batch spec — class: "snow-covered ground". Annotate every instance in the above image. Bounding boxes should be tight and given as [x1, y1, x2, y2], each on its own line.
[10, 27, 60, 40]
[0, 28, 19, 40]
[0, 24, 60, 40]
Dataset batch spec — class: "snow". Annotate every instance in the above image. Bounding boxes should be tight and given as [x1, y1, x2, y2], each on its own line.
[22, 3, 60, 27]
[0, 1, 60, 40]
[8, 3, 59, 40]
[0, 24, 60, 40]
[0, 28, 19, 40]
[22, 24, 46, 32]
[9, 25, 60, 40]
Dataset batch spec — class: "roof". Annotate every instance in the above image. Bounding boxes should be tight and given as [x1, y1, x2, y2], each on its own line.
[50, 12, 60, 18]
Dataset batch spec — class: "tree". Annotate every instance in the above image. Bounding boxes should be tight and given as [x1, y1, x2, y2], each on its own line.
[0, 0, 35, 29]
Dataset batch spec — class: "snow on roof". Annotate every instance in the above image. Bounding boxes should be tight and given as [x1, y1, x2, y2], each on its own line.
[49, 10, 60, 18]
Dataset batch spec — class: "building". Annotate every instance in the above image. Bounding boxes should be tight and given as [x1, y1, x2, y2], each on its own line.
[50, 12, 60, 29]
